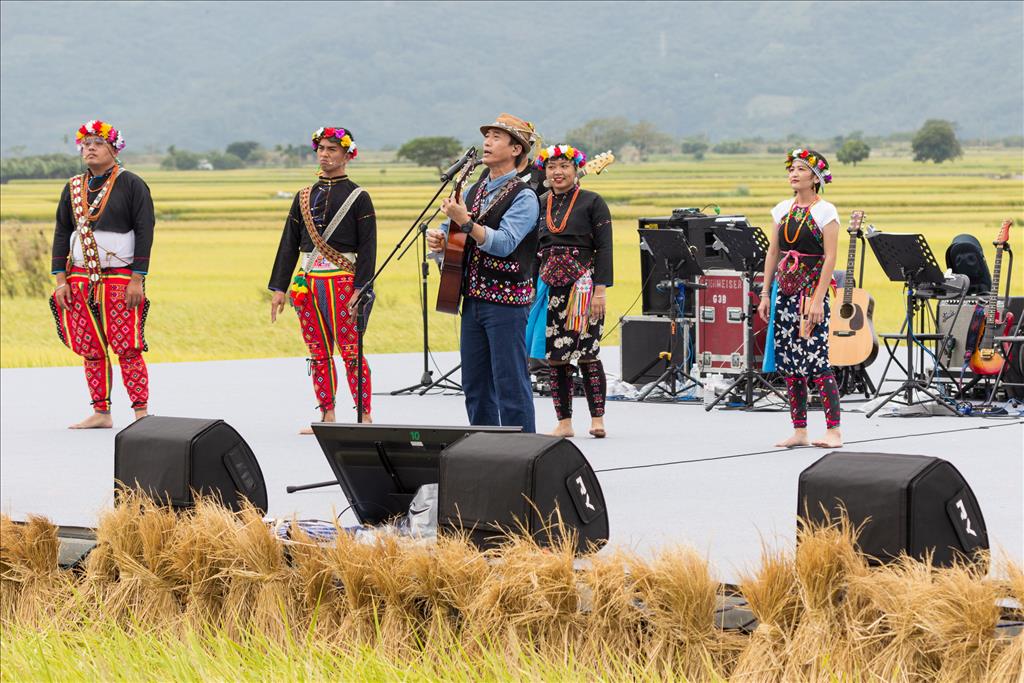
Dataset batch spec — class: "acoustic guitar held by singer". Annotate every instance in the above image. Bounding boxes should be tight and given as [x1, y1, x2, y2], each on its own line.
[434, 150, 482, 314]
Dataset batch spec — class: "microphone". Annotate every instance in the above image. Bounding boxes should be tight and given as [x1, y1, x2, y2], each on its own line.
[440, 147, 477, 182]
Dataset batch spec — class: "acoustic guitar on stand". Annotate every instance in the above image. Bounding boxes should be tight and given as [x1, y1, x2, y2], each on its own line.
[968, 219, 1015, 376]
[828, 210, 878, 367]
[435, 150, 482, 314]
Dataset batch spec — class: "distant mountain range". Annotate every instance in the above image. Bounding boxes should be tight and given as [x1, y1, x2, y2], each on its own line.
[1, 1, 1021, 154]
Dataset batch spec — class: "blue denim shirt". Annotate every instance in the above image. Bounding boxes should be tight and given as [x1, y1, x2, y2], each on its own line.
[441, 169, 539, 257]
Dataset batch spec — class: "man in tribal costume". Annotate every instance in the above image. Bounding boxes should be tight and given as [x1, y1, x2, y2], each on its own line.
[50, 119, 155, 429]
[269, 126, 377, 430]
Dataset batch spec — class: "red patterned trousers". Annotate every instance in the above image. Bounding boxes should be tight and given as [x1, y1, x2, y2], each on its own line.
[50, 267, 150, 412]
[296, 271, 371, 415]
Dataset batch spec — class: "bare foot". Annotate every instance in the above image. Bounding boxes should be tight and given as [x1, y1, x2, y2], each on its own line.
[812, 428, 843, 448]
[300, 409, 336, 435]
[775, 429, 809, 448]
[69, 412, 113, 430]
[589, 417, 606, 438]
[134, 408, 148, 421]
[550, 419, 574, 438]
[359, 413, 373, 424]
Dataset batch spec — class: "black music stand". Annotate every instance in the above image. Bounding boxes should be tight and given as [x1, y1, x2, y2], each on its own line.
[865, 232, 957, 417]
[705, 223, 785, 410]
[633, 229, 704, 401]
[289, 423, 520, 513]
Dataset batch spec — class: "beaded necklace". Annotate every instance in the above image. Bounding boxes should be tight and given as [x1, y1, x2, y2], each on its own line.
[87, 168, 113, 191]
[783, 197, 819, 243]
[545, 186, 580, 234]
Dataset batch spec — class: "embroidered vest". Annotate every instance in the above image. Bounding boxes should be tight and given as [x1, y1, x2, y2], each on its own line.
[463, 178, 538, 306]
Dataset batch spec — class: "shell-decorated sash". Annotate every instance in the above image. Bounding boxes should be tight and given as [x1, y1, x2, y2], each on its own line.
[69, 166, 121, 296]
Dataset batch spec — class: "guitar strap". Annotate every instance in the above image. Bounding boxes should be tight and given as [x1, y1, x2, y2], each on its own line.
[298, 186, 363, 273]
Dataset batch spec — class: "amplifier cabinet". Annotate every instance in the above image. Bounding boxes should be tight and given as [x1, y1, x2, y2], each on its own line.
[637, 215, 741, 316]
[695, 270, 766, 375]
[620, 315, 690, 385]
[935, 298, 982, 372]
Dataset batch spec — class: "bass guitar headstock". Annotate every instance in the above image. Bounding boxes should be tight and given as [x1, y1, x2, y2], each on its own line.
[577, 151, 615, 179]
[847, 210, 865, 236]
[995, 219, 1013, 247]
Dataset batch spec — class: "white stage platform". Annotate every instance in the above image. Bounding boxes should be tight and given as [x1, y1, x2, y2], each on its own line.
[2, 349, 1021, 583]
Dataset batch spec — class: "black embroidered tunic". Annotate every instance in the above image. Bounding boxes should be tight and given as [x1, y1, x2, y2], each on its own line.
[537, 188, 613, 286]
[51, 169, 155, 274]
[268, 177, 376, 291]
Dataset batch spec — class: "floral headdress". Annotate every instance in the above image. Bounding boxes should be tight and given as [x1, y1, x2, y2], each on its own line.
[311, 126, 358, 158]
[75, 120, 125, 153]
[533, 144, 587, 170]
[786, 148, 832, 190]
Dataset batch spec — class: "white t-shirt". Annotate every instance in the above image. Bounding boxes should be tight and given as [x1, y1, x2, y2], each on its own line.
[770, 198, 839, 229]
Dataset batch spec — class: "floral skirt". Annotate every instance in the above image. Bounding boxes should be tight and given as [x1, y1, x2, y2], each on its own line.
[773, 292, 831, 377]
[546, 283, 604, 364]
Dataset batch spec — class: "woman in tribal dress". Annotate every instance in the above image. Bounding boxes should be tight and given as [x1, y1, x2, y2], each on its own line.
[526, 144, 613, 438]
[757, 148, 843, 448]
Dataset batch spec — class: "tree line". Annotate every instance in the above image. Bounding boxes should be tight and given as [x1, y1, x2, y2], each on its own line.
[160, 141, 314, 170]
[0, 119, 1005, 183]
[394, 118, 983, 170]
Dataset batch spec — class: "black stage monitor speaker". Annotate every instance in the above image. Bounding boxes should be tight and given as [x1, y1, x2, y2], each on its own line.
[311, 423, 521, 526]
[438, 432, 608, 555]
[114, 416, 267, 514]
[798, 451, 988, 567]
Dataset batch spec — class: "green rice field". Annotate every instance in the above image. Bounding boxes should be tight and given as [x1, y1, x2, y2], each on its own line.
[1, 150, 1021, 368]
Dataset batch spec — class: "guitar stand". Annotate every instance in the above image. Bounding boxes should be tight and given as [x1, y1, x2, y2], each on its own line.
[983, 314, 1024, 407]
[835, 364, 876, 400]
[865, 232, 957, 418]
[973, 245, 1017, 406]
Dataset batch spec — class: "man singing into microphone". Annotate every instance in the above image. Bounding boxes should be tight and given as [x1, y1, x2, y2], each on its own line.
[268, 126, 376, 431]
[427, 114, 540, 432]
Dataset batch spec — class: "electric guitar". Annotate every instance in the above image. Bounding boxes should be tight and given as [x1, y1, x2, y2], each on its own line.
[828, 210, 879, 367]
[968, 219, 1015, 375]
[576, 151, 616, 179]
[435, 150, 482, 314]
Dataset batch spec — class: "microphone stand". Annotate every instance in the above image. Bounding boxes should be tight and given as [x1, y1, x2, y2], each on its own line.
[390, 207, 462, 395]
[350, 173, 463, 421]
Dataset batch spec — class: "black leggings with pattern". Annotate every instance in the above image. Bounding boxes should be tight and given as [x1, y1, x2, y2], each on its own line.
[549, 360, 606, 420]
[785, 374, 841, 429]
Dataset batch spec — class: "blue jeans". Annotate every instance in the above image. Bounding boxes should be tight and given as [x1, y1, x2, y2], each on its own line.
[460, 297, 536, 433]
